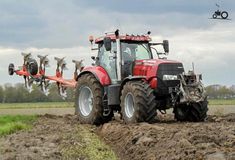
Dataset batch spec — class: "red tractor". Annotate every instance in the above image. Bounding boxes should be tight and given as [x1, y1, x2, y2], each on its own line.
[8, 30, 208, 124]
[74, 30, 208, 124]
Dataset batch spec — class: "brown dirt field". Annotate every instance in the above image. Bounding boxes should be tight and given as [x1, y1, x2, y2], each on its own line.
[99, 113, 235, 160]
[0, 113, 234, 160]
[0, 114, 80, 160]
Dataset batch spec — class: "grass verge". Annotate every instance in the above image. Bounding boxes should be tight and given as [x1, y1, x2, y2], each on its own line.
[208, 99, 235, 105]
[0, 115, 37, 136]
[61, 125, 117, 160]
[0, 102, 73, 109]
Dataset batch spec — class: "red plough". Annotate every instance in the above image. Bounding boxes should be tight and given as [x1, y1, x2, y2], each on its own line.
[8, 53, 83, 98]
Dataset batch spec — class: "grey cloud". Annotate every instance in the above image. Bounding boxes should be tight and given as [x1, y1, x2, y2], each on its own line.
[0, 0, 234, 86]
[0, 0, 234, 48]
[75, 0, 230, 15]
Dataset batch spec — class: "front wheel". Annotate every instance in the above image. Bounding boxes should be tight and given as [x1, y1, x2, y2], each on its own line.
[221, 11, 228, 19]
[120, 81, 157, 123]
[174, 100, 208, 122]
[75, 74, 105, 124]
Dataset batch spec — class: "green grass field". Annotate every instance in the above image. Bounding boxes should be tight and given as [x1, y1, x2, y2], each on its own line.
[0, 102, 74, 109]
[208, 99, 235, 105]
[61, 125, 117, 160]
[0, 99, 234, 110]
[0, 115, 37, 136]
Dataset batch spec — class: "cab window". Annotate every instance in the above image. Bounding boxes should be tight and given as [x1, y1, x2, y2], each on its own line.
[98, 42, 117, 82]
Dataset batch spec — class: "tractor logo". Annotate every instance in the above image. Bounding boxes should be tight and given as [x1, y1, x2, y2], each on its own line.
[210, 3, 231, 20]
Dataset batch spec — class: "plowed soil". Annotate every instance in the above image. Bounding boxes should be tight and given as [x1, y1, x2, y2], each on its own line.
[0, 114, 80, 160]
[0, 113, 235, 160]
[99, 114, 235, 160]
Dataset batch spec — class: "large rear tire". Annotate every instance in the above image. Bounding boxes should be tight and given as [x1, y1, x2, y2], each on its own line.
[120, 81, 157, 123]
[174, 100, 208, 122]
[75, 74, 105, 125]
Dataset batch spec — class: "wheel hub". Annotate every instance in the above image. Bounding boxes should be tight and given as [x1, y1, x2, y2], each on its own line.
[124, 93, 135, 118]
[78, 86, 93, 116]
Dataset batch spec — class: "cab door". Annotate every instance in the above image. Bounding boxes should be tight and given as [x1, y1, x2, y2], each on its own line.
[98, 42, 118, 83]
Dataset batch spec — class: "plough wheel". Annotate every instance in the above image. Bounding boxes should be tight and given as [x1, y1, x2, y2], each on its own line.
[26, 58, 38, 75]
[8, 63, 15, 75]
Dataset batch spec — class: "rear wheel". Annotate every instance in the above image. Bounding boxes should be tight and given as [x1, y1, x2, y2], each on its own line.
[174, 100, 208, 122]
[212, 13, 217, 19]
[120, 81, 157, 123]
[75, 74, 106, 124]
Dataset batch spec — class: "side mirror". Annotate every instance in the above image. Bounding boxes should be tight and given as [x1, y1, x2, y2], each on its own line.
[163, 40, 169, 53]
[103, 37, 112, 51]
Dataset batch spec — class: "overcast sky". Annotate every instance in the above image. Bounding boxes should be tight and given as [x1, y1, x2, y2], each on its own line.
[0, 0, 234, 86]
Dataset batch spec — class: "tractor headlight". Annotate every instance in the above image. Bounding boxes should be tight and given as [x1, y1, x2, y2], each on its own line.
[163, 75, 178, 80]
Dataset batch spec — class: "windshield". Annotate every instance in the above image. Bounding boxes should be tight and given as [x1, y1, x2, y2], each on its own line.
[121, 41, 152, 60]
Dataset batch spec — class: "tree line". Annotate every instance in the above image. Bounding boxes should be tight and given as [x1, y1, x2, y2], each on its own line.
[205, 85, 235, 99]
[0, 83, 234, 103]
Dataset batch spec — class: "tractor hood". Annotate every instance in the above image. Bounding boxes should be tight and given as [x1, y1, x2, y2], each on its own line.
[133, 59, 184, 80]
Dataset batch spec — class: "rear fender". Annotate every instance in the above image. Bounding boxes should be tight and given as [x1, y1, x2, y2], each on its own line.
[76, 66, 111, 86]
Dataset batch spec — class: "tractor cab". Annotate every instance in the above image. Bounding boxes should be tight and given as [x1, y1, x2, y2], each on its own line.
[91, 30, 169, 84]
